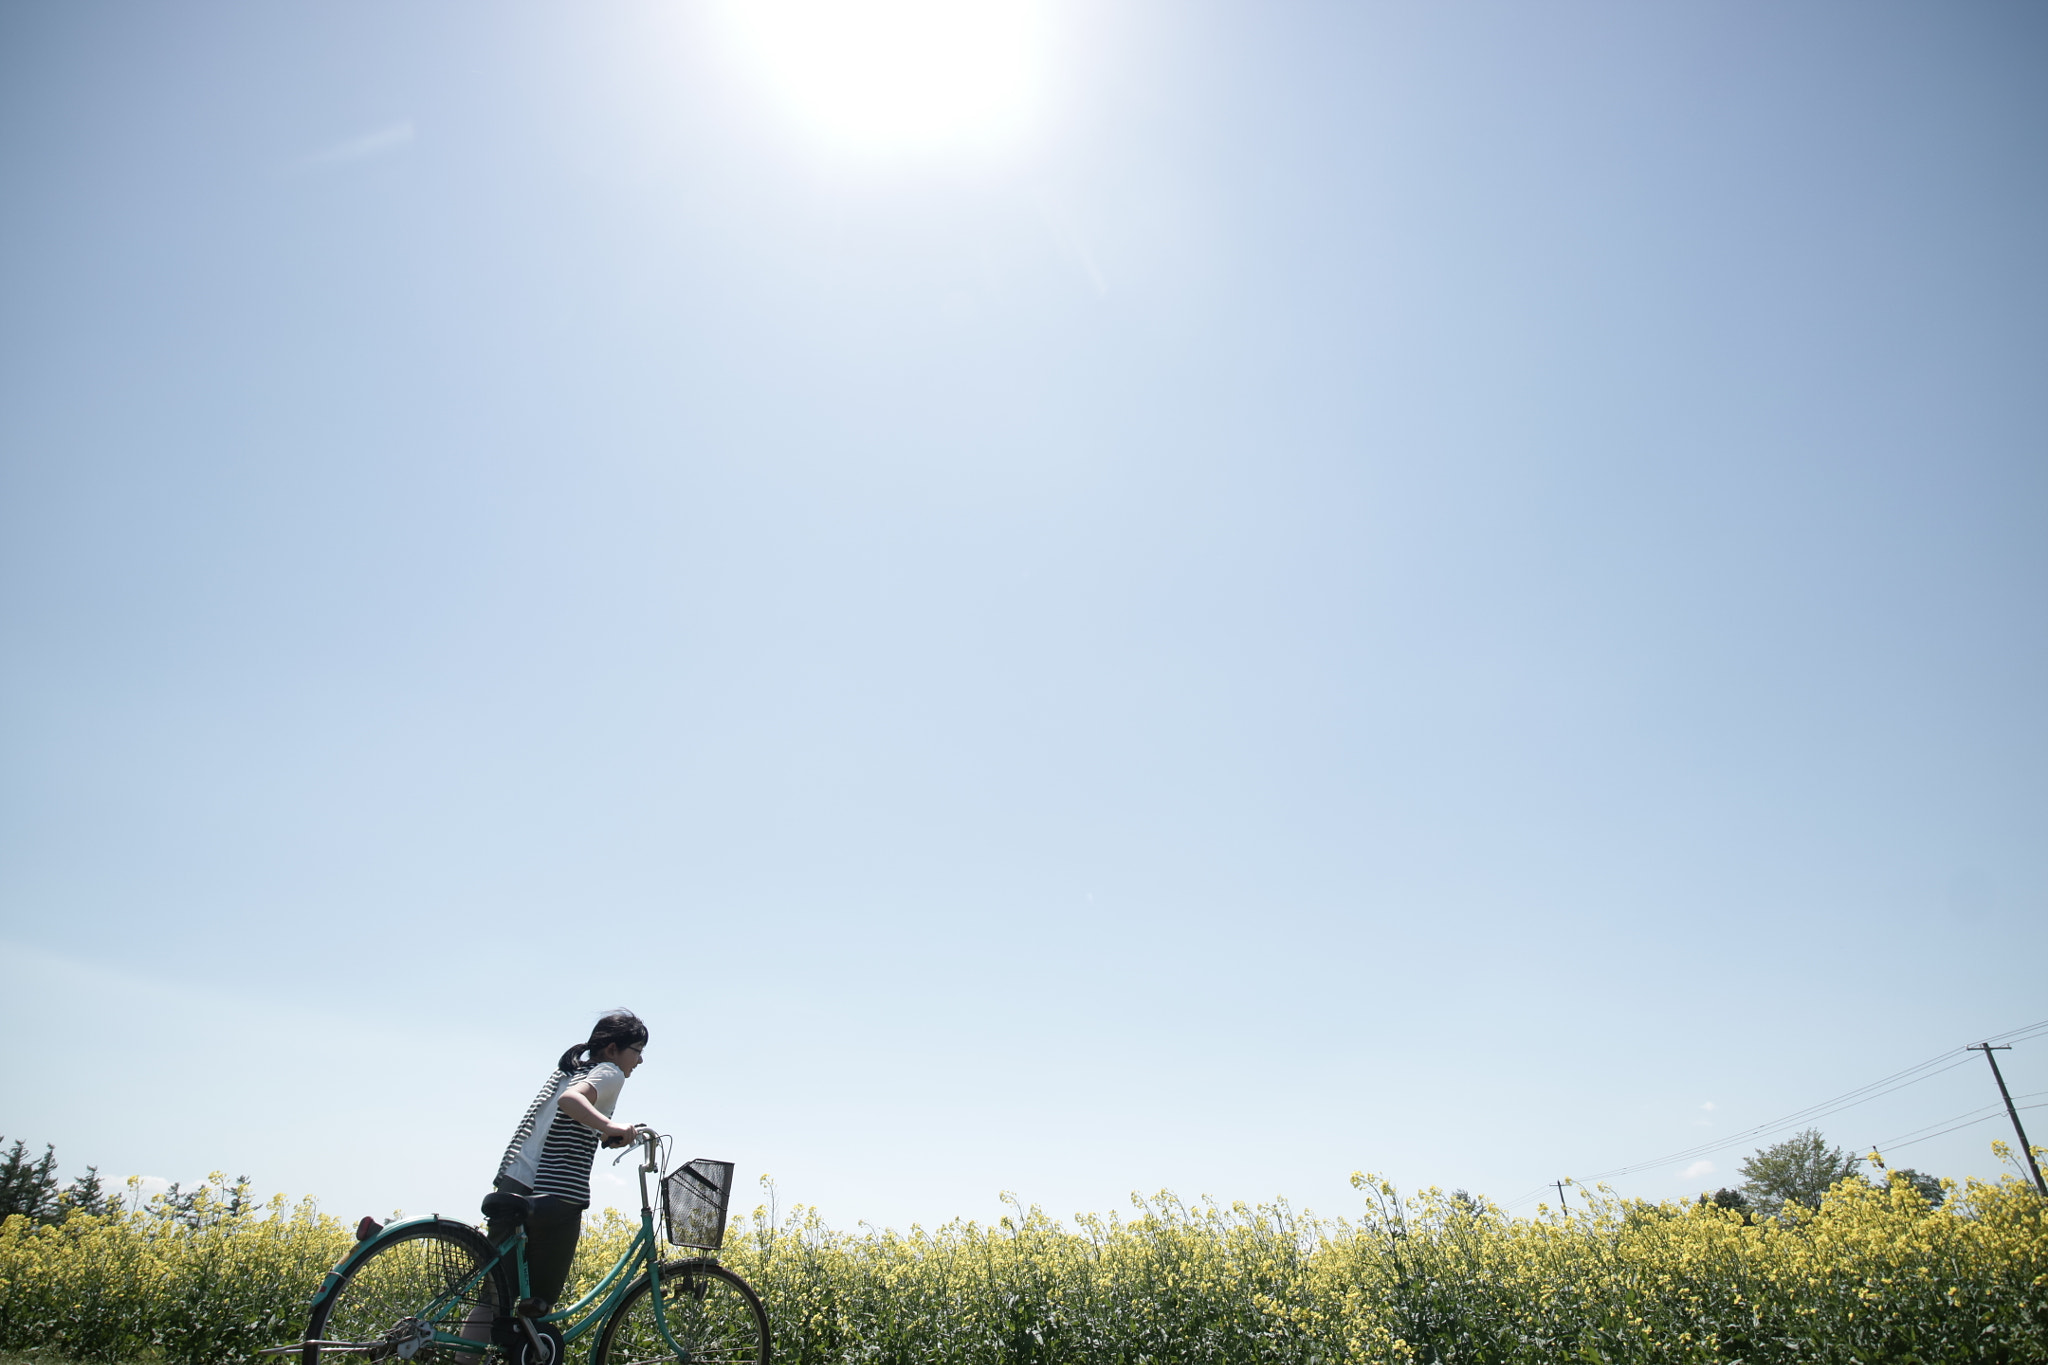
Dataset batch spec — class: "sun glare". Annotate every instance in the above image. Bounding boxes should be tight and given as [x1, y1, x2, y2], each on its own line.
[716, 0, 1043, 155]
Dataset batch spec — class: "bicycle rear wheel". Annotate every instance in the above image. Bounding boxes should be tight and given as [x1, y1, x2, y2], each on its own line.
[593, 1260, 769, 1365]
[306, 1220, 511, 1365]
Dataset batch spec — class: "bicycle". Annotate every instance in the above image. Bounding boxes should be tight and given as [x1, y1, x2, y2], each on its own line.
[269, 1130, 768, 1365]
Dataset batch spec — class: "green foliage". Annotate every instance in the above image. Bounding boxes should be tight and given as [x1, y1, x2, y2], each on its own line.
[1738, 1129, 1862, 1216]
[0, 1140, 130, 1226]
[4, 1163, 2045, 1365]
[0, 1141, 60, 1223]
[0, 1173, 351, 1364]
[573, 1172, 2047, 1365]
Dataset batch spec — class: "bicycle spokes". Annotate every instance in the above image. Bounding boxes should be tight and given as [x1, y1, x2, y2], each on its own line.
[312, 1227, 503, 1364]
[597, 1265, 768, 1365]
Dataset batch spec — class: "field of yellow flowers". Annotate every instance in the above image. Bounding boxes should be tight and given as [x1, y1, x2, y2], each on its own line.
[3, 1171, 2043, 1365]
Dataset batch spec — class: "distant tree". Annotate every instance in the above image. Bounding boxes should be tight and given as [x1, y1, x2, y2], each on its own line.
[0, 1138, 60, 1222]
[1739, 1130, 1861, 1216]
[59, 1165, 118, 1218]
[154, 1181, 204, 1228]
[1703, 1187, 1750, 1212]
[149, 1173, 255, 1228]
[1885, 1167, 1946, 1207]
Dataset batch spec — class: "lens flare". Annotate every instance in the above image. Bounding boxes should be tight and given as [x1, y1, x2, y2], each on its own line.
[716, 0, 1043, 154]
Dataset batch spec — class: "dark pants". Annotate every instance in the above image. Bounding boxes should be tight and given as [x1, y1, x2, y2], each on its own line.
[486, 1179, 585, 1309]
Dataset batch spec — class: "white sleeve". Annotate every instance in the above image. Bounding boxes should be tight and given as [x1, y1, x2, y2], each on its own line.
[585, 1062, 626, 1117]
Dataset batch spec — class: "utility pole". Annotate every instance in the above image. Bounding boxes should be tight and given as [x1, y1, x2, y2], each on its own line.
[1555, 1180, 1570, 1215]
[1970, 1043, 2047, 1197]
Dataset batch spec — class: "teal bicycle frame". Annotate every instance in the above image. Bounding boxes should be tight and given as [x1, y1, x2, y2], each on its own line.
[497, 1188, 672, 1360]
[308, 1129, 689, 1365]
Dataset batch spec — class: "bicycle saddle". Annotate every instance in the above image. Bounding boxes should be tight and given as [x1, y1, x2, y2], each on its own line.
[482, 1190, 533, 1225]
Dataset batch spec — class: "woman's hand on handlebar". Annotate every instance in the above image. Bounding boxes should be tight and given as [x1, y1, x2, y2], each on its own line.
[599, 1121, 641, 1148]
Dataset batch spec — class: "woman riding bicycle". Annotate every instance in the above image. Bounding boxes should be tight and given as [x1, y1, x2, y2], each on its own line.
[488, 1010, 649, 1310]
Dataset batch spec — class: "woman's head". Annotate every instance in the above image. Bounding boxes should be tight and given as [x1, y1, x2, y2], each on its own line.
[559, 1009, 649, 1074]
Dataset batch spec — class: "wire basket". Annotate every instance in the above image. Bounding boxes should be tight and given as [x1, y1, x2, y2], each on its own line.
[662, 1159, 735, 1250]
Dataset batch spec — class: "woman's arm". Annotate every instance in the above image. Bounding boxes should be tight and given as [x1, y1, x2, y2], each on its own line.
[558, 1081, 637, 1147]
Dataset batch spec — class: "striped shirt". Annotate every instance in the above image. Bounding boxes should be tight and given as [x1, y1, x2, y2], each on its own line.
[496, 1061, 626, 1207]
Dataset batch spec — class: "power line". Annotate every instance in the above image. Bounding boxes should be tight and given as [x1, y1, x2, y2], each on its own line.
[1500, 1020, 2047, 1210]
[1983, 1018, 2048, 1046]
[1870, 1102, 2048, 1157]
[1867, 1089, 2048, 1153]
[1501, 1056, 1974, 1204]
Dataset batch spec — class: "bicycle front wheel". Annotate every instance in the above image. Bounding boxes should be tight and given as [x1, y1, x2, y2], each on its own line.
[594, 1260, 769, 1365]
[306, 1220, 510, 1365]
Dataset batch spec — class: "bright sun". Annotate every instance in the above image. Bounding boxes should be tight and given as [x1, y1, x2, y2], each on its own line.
[715, 0, 1044, 155]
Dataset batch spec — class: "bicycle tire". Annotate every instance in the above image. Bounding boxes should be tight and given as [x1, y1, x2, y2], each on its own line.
[306, 1219, 513, 1365]
[592, 1259, 770, 1365]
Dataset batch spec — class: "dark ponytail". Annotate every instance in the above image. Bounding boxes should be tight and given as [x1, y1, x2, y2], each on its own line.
[557, 1009, 649, 1073]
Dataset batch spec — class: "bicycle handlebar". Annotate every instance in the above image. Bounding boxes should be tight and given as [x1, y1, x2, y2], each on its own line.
[611, 1125, 661, 1167]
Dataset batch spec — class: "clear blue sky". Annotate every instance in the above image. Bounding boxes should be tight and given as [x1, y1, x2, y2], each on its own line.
[2, 0, 2044, 1231]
